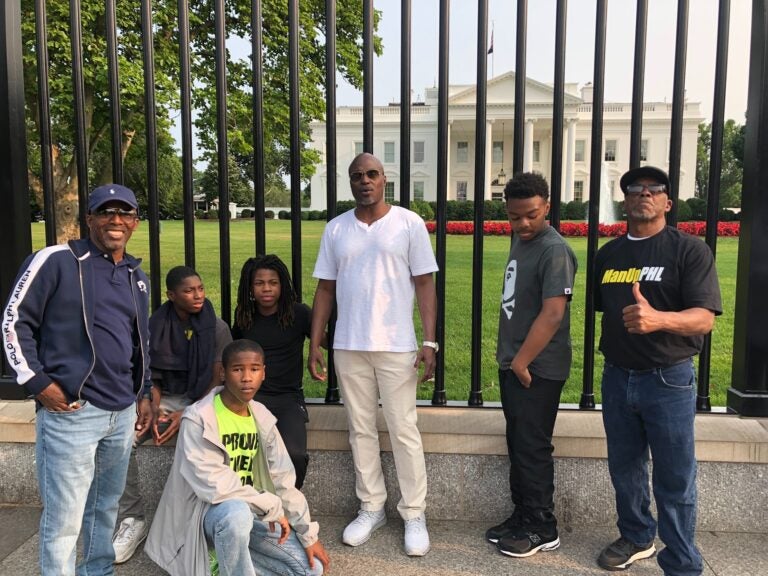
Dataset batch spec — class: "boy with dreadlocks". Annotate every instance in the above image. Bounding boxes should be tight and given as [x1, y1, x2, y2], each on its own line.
[233, 255, 323, 488]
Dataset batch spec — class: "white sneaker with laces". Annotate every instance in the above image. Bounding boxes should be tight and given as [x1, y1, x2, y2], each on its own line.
[404, 513, 430, 556]
[342, 509, 387, 546]
[112, 517, 148, 564]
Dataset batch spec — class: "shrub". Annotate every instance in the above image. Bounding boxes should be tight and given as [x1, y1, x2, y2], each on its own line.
[718, 208, 736, 222]
[194, 209, 205, 219]
[675, 200, 692, 222]
[564, 200, 587, 220]
[411, 200, 434, 221]
[685, 197, 707, 221]
[265, 210, 275, 219]
[206, 210, 218, 220]
[308, 210, 322, 220]
[278, 210, 290, 220]
[336, 200, 356, 215]
[300, 210, 310, 220]
[484, 200, 507, 220]
[240, 209, 252, 218]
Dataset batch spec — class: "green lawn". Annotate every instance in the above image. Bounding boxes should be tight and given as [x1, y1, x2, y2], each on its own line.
[31, 220, 737, 405]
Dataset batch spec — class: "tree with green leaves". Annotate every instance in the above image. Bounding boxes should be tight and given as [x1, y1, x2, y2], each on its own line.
[695, 119, 745, 208]
[22, 0, 380, 242]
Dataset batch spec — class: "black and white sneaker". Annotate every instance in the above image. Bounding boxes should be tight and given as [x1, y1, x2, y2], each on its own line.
[485, 512, 523, 543]
[497, 529, 560, 558]
[597, 537, 656, 571]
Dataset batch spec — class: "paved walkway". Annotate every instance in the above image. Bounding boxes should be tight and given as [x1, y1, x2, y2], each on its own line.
[1, 506, 765, 575]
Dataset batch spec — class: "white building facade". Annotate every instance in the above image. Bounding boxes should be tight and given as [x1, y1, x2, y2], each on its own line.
[308, 72, 703, 210]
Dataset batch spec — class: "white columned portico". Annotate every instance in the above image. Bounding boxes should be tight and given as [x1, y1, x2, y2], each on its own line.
[523, 119, 535, 172]
[564, 119, 576, 202]
[446, 121, 452, 200]
[485, 119, 493, 199]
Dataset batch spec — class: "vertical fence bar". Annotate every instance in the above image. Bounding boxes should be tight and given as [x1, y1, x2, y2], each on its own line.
[0, 0, 31, 398]
[33, 0, 57, 244]
[698, 0, 730, 412]
[178, 0, 195, 268]
[288, 0, 302, 299]
[728, 0, 768, 417]
[141, 0, 161, 311]
[433, 0, 450, 405]
[214, 0, 231, 324]
[629, 0, 648, 169]
[105, 0, 123, 185]
[667, 0, 689, 225]
[549, 0, 567, 230]
[512, 0, 527, 174]
[399, 0, 411, 209]
[69, 0, 89, 235]
[251, 0, 266, 255]
[580, 0, 607, 409]
[469, 0, 489, 406]
[324, 0, 339, 403]
[363, 0, 373, 152]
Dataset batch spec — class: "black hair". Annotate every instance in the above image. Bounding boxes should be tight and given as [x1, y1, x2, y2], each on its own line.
[234, 254, 296, 330]
[221, 339, 265, 368]
[165, 266, 200, 291]
[503, 172, 550, 202]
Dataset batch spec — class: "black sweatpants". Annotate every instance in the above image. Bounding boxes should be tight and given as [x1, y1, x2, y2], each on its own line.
[498, 369, 564, 533]
[255, 392, 310, 489]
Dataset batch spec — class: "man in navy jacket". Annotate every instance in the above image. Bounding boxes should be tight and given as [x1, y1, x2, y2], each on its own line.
[2, 184, 152, 575]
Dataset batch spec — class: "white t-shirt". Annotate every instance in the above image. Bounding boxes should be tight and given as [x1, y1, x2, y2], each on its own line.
[313, 206, 438, 352]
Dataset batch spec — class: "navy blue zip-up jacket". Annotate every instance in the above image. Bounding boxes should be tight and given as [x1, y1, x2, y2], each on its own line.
[2, 238, 151, 409]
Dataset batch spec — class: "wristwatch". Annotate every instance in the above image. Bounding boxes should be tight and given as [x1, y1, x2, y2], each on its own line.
[422, 340, 440, 353]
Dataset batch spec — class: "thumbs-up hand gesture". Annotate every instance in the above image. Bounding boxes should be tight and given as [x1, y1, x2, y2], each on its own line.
[622, 282, 660, 334]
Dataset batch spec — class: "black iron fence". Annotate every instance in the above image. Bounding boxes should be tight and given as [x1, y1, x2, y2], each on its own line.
[1, 0, 767, 415]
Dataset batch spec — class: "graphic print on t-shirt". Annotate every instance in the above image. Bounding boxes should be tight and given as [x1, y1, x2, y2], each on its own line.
[502, 259, 517, 319]
[600, 266, 665, 285]
[214, 394, 259, 486]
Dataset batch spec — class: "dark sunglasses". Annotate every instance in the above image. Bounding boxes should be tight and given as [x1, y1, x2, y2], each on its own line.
[93, 207, 139, 220]
[625, 183, 667, 196]
[349, 169, 382, 182]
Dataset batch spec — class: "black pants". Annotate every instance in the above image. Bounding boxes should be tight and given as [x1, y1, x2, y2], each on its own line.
[255, 392, 310, 489]
[498, 369, 565, 533]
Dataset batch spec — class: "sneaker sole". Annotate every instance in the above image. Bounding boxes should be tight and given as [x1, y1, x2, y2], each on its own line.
[113, 531, 148, 564]
[342, 516, 387, 547]
[405, 543, 431, 557]
[498, 537, 560, 558]
[597, 545, 656, 571]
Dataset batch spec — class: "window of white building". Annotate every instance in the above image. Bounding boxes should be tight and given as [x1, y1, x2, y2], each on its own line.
[493, 141, 503, 163]
[384, 141, 395, 163]
[413, 181, 425, 202]
[355, 141, 364, 155]
[575, 140, 585, 162]
[640, 139, 648, 162]
[457, 181, 467, 201]
[533, 141, 541, 163]
[604, 139, 617, 162]
[457, 141, 469, 163]
[574, 180, 584, 202]
[385, 181, 395, 203]
[413, 141, 425, 164]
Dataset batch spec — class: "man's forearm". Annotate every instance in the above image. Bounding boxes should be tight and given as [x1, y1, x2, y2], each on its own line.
[414, 273, 437, 341]
[310, 281, 335, 348]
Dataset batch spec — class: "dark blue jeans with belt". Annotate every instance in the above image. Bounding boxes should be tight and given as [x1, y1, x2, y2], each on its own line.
[601, 358, 703, 576]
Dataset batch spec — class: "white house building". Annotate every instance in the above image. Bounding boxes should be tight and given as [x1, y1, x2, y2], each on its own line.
[308, 71, 703, 210]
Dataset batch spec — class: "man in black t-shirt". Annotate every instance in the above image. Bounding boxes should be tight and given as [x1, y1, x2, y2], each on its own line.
[594, 166, 721, 576]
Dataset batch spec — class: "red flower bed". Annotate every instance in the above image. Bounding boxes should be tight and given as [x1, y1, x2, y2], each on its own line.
[424, 221, 740, 237]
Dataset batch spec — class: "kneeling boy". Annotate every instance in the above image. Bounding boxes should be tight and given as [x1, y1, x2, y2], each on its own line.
[145, 339, 330, 576]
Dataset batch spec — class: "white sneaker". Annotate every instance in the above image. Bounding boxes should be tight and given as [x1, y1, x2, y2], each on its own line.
[342, 509, 387, 546]
[112, 517, 148, 564]
[404, 513, 430, 556]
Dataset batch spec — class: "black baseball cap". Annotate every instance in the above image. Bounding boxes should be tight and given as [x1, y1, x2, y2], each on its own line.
[619, 166, 671, 195]
[88, 184, 139, 212]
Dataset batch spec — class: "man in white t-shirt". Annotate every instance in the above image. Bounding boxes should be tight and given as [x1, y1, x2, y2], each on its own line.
[309, 153, 438, 557]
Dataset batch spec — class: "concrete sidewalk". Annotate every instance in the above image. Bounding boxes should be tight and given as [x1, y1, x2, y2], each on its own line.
[1, 506, 765, 576]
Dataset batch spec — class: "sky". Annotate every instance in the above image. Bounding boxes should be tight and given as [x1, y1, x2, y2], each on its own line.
[335, 0, 751, 122]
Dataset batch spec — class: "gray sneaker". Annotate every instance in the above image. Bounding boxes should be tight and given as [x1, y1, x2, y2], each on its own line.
[342, 509, 386, 547]
[112, 517, 148, 564]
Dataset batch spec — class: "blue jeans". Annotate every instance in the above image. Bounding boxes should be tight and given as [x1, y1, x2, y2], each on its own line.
[203, 499, 323, 576]
[36, 401, 136, 576]
[601, 359, 703, 576]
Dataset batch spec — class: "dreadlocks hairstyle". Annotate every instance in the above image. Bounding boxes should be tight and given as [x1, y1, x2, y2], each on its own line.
[234, 254, 297, 331]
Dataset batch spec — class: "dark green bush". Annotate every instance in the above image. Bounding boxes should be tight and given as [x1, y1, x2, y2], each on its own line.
[265, 210, 275, 219]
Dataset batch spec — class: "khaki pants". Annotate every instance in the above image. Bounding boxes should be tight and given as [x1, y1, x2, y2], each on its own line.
[334, 350, 427, 520]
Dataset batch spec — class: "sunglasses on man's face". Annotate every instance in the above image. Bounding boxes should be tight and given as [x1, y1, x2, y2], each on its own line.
[349, 169, 382, 183]
[93, 207, 139, 220]
[625, 183, 667, 196]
